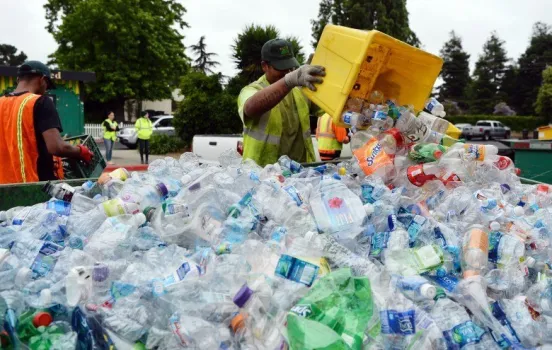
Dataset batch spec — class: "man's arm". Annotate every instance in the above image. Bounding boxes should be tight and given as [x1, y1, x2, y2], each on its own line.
[243, 79, 290, 120]
[42, 128, 81, 158]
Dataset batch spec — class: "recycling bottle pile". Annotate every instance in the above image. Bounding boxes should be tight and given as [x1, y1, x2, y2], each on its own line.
[2, 97, 552, 349]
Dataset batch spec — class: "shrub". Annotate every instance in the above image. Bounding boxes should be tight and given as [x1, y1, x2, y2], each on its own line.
[446, 115, 547, 131]
[149, 134, 186, 155]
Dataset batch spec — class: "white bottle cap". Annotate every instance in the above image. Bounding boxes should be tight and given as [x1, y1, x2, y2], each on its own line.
[421, 284, 437, 299]
[525, 256, 536, 268]
[364, 204, 374, 216]
[181, 174, 192, 184]
[514, 206, 524, 217]
[15, 267, 31, 287]
[490, 221, 501, 231]
[133, 213, 147, 226]
[0, 249, 9, 266]
[40, 289, 52, 306]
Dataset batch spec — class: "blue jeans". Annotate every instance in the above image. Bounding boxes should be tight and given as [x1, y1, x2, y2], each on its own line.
[104, 138, 114, 161]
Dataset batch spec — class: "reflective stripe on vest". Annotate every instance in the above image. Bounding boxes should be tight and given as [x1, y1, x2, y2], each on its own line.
[0, 93, 41, 184]
[317, 113, 342, 152]
[103, 119, 118, 141]
[241, 75, 315, 166]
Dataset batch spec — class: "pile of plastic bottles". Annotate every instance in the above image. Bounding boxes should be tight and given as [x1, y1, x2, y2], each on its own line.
[2, 99, 552, 349]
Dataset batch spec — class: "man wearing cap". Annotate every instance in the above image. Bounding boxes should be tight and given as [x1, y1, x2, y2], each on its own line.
[0, 61, 94, 184]
[237, 39, 326, 167]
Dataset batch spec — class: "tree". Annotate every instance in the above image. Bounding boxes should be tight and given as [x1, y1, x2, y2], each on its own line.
[311, 0, 420, 48]
[45, 0, 189, 110]
[173, 72, 242, 145]
[232, 24, 305, 84]
[438, 31, 471, 104]
[190, 36, 220, 75]
[535, 66, 552, 122]
[515, 22, 552, 115]
[0, 44, 27, 66]
[469, 32, 508, 114]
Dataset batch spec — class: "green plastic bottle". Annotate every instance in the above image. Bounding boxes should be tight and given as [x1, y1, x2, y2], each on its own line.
[16, 310, 52, 343]
[408, 143, 447, 163]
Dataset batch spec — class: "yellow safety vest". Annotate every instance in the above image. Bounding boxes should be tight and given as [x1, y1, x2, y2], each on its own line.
[317, 113, 342, 152]
[103, 119, 118, 141]
[241, 76, 315, 167]
[135, 117, 153, 140]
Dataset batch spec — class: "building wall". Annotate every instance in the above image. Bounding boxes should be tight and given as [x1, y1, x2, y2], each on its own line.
[142, 99, 172, 114]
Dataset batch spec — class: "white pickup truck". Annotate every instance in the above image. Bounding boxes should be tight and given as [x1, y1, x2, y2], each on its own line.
[192, 134, 353, 165]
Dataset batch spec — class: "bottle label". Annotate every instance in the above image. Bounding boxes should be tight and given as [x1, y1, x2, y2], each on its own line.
[427, 273, 459, 292]
[397, 208, 427, 244]
[491, 301, 521, 343]
[433, 226, 448, 248]
[30, 241, 63, 279]
[12, 207, 32, 225]
[55, 184, 76, 202]
[353, 138, 393, 176]
[342, 111, 354, 126]
[361, 184, 376, 204]
[370, 232, 390, 258]
[270, 227, 287, 243]
[283, 185, 304, 206]
[380, 309, 416, 335]
[40, 225, 69, 246]
[323, 196, 354, 228]
[169, 312, 192, 347]
[407, 165, 437, 187]
[443, 321, 485, 348]
[275, 254, 319, 287]
[397, 276, 426, 293]
[494, 156, 512, 170]
[151, 261, 201, 297]
[44, 200, 72, 216]
[101, 199, 139, 217]
[108, 168, 129, 181]
[488, 231, 503, 263]
[372, 110, 387, 121]
[464, 228, 489, 253]
[464, 144, 485, 161]
[101, 281, 136, 308]
[164, 202, 190, 217]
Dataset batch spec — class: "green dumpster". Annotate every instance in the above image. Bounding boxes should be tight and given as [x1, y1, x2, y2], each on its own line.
[507, 140, 552, 184]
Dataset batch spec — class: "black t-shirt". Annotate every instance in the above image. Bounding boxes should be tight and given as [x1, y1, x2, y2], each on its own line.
[6, 92, 63, 181]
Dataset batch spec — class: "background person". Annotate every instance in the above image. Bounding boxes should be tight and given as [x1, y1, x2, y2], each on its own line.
[316, 113, 350, 161]
[102, 111, 119, 165]
[135, 111, 153, 164]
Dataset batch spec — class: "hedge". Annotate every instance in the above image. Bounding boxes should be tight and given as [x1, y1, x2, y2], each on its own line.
[149, 134, 186, 155]
[445, 115, 548, 132]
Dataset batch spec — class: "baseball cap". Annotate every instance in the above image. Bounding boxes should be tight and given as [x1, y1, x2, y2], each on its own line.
[261, 39, 300, 71]
[17, 60, 55, 90]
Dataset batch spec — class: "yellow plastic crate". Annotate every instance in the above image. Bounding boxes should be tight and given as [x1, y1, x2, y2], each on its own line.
[538, 126, 552, 140]
[304, 25, 443, 127]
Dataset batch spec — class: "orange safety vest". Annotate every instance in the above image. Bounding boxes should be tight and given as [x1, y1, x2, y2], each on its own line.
[316, 113, 348, 161]
[0, 93, 42, 184]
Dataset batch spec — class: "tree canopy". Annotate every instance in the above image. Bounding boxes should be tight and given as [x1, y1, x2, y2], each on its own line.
[311, 0, 420, 48]
[438, 31, 471, 106]
[232, 24, 305, 84]
[190, 36, 220, 75]
[45, 0, 189, 103]
[0, 44, 27, 66]
[535, 66, 552, 121]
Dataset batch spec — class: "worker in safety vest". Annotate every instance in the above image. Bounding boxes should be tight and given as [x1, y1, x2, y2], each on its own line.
[102, 111, 119, 165]
[316, 113, 350, 161]
[237, 39, 326, 167]
[0, 61, 93, 184]
[135, 111, 153, 164]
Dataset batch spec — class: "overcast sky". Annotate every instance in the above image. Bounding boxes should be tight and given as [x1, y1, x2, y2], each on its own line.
[2, 0, 551, 80]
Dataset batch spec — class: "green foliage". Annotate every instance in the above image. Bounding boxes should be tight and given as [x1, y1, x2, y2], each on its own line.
[535, 67, 552, 121]
[45, 0, 189, 102]
[469, 32, 509, 114]
[232, 24, 305, 84]
[149, 134, 185, 155]
[311, 0, 420, 48]
[174, 72, 242, 145]
[439, 31, 470, 103]
[0, 44, 27, 66]
[515, 22, 552, 115]
[225, 74, 249, 97]
[446, 115, 546, 131]
[190, 36, 220, 75]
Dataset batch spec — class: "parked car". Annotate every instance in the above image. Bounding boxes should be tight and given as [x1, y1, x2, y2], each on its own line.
[470, 120, 511, 141]
[455, 123, 473, 139]
[192, 134, 353, 165]
[117, 115, 175, 149]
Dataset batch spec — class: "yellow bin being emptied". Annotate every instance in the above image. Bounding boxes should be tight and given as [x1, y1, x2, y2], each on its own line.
[304, 25, 444, 128]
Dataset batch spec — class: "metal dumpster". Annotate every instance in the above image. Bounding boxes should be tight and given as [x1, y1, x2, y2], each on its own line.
[505, 140, 552, 184]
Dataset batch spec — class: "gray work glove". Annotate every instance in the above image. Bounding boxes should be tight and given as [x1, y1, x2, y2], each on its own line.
[284, 65, 326, 91]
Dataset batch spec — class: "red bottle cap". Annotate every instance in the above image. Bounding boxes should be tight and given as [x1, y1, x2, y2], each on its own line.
[32, 312, 53, 328]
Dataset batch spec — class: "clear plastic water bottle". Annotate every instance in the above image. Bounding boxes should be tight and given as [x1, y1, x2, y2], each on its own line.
[424, 97, 446, 118]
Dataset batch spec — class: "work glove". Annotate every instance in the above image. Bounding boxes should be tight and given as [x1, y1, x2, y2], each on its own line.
[78, 145, 94, 164]
[284, 65, 325, 91]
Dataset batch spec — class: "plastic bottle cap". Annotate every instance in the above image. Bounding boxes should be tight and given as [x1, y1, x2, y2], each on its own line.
[134, 213, 147, 226]
[514, 206, 524, 217]
[40, 289, 52, 306]
[338, 167, 346, 176]
[525, 256, 536, 268]
[233, 284, 253, 308]
[181, 175, 192, 184]
[156, 183, 169, 198]
[490, 221, 501, 231]
[15, 267, 31, 287]
[230, 313, 245, 333]
[364, 204, 374, 216]
[32, 312, 53, 328]
[421, 284, 437, 299]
